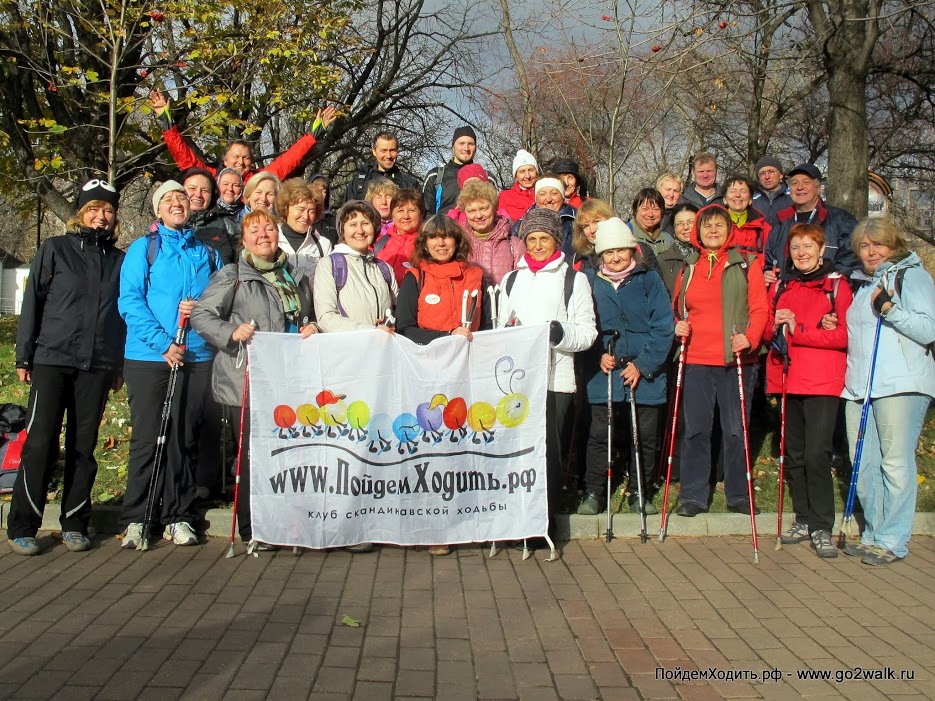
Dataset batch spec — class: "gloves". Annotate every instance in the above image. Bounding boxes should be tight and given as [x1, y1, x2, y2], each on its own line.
[549, 321, 564, 346]
[872, 286, 893, 316]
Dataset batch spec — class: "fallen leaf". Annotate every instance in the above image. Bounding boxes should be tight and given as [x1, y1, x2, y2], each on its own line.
[103, 436, 116, 450]
[919, 474, 927, 485]
[340, 614, 360, 627]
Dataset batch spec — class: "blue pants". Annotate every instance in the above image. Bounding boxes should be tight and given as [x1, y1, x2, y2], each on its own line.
[846, 393, 930, 558]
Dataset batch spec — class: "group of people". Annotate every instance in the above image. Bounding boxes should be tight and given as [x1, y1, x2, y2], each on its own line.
[7, 104, 934, 568]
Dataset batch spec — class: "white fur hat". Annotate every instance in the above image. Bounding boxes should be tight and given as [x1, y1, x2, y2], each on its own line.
[595, 217, 638, 254]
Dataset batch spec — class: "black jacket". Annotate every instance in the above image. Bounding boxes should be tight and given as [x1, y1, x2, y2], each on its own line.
[191, 207, 241, 264]
[344, 162, 420, 204]
[422, 160, 470, 215]
[16, 228, 126, 372]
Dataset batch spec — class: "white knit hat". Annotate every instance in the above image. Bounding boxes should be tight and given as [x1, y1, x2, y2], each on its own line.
[512, 149, 539, 176]
[151, 180, 186, 216]
[594, 217, 638, 254]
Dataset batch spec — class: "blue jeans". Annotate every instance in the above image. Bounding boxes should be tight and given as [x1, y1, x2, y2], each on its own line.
[845, 393, 930, 558]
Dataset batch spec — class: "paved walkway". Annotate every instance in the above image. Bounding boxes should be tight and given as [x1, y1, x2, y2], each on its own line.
[0, 534, 933, 701]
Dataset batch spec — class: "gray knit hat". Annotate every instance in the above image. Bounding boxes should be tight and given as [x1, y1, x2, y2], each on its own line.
[518, 208, 563, 246]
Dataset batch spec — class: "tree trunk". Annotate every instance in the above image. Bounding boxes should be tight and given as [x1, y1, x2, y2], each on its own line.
[824, 61, 869, 217]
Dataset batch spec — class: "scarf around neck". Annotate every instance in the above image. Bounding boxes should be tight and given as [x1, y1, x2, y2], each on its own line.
[599, 258, 637, 287]
[242, 248, 302, 324]
[524, 250, 561, 273]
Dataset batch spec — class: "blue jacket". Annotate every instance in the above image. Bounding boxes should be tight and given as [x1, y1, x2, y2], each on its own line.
[119, 223, 222, 363]
[584, 265, 674, 405]
[843, 251, 935, 401]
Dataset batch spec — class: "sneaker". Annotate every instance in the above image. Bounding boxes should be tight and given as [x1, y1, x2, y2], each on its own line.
[345, 542, 374, 554]
[810, 530, 838, 558]
[164, 522, 198, 546]
[9, 537, 39, 556]
[122, 523, 144, 549]
[727, 502, 761, 516]
[62, 532, 91, 552]
[676, 501, 707, 517]
[780, 522, 810, 544]
[861, 546, 903, 566]
[842, 541, 873, 557]
[576, 493, 602, 515]
[428, 545, 451, 556]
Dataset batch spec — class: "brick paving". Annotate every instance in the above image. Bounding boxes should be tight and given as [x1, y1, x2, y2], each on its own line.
[0, 534, 933, 700]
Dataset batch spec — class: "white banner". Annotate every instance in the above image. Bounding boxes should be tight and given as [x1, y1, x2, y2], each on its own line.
[247, 325, 549, 549]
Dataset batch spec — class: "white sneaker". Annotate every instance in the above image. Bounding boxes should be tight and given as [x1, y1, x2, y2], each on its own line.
[122, 523, 144, 549]
[164, 522, 198, 546]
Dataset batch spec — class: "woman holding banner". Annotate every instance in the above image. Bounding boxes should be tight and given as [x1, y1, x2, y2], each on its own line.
[397, 215, 488, 556]
[191, 209, 316, 549]
[496, 208, 597, 544]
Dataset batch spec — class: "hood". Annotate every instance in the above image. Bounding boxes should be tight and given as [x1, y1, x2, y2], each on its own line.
[876, 251, 922, 284]
[690, 204, 735, 254]
[70, 226, 117, 248]
[333, 242, 364, 257]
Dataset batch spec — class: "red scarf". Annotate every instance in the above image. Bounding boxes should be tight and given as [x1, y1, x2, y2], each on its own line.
[524, 250, 561, 273]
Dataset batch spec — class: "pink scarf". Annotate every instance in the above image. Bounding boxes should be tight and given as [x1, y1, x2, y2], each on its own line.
[524, 250, 561, 273]
[600, 258, 637, 287]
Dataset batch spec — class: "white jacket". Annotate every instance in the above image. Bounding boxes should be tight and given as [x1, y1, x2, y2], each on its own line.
[278, 225, 332, 291]
[314, 244, 399, 332]
[497, 253, 597, 393]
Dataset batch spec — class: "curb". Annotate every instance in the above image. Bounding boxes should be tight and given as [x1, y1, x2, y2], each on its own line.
[5, 504, 935, 540]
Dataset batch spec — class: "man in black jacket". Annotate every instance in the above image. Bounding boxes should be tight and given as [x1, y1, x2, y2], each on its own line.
[422, 126, 477, 216]
[343, 132, 420, 204]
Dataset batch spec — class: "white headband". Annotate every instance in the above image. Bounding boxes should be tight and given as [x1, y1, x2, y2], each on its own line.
[535, 178, 564, 197]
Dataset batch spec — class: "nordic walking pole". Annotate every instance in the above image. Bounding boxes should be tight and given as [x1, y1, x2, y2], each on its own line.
[734, 330, 760, 565]
[139, 303, 192, 551]
[628, 380, 648, 544]
[227, 360, 250, 558]
[775, 324, 790, 551]
[839, 314, 883, 548]
[605, 331, 620, 543]
[659, 335, 687, 542]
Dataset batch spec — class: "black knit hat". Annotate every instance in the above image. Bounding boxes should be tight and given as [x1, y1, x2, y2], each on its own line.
[551, 159, 580, 177]
[76, 179, 119, 211]
[451, 125, 477, 145]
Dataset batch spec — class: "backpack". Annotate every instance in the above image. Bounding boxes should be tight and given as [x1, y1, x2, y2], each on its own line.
[145, 230, 220, 281]
[501, 264, 577, 319]
[890, 266, 935, 357]
[330, 252, 394, 318]
[0, 431, 27, 493]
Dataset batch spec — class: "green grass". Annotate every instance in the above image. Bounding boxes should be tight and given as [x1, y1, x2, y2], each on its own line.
[2, 313, 933, 512]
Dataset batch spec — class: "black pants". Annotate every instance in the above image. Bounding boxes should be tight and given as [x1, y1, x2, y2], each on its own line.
[546, 390, 573, 537]
[228, 403, 253, 542]
[197, 393, 223, 494]
[680, 363, 757, 508]
[784, 395, 838, 533]
[584, 402, 661, 501]
[120, 360, 210, 528]
[7, 365, 113, 539]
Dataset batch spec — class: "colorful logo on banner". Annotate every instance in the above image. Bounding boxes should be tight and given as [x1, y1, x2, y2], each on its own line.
[267, 355, 530, 452]
[247, 326, 550, 549]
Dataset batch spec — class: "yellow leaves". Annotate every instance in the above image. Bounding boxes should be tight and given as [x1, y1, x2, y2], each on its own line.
[920, 474, 927, 485]
[34, 155, 64, 171]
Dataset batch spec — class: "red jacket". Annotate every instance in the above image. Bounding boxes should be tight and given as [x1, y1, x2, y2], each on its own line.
[375, 224, 418, 285]
[731, 208, 771, 266]
[498, 182, 535, 222]
[407, 261, 484, 333]
[764, 270, 852, 396]
[162, 125, 319, 184]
